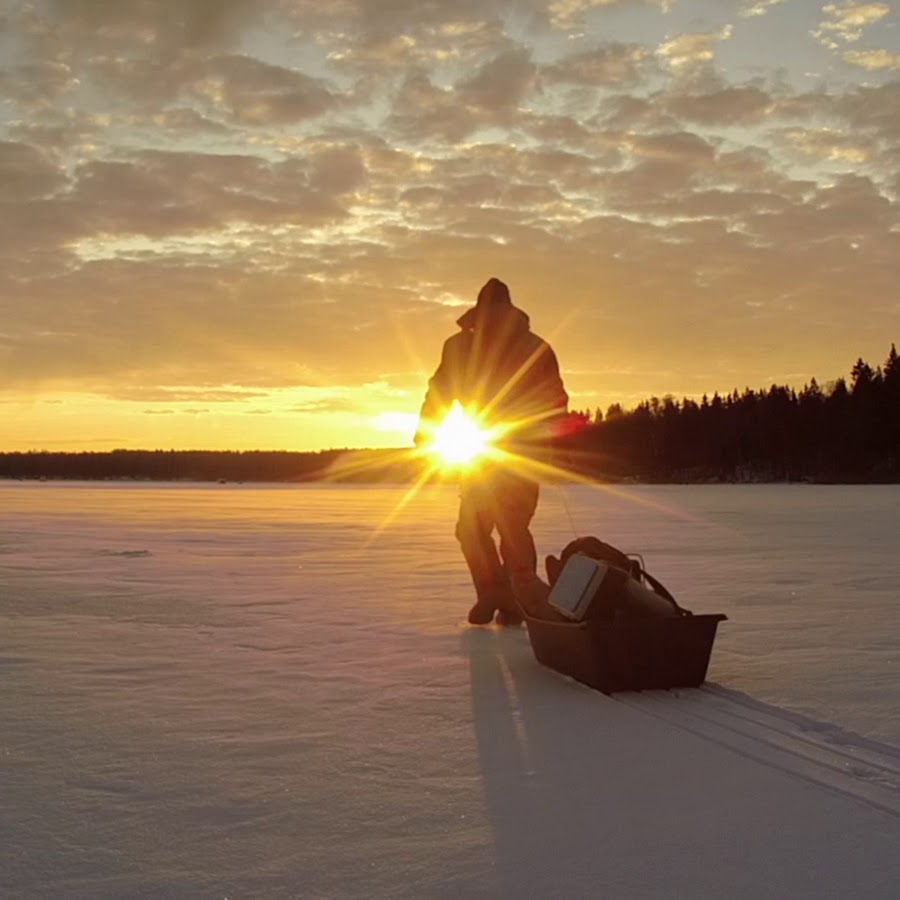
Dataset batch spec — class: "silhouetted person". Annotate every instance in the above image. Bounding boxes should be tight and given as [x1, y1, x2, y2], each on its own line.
[415, 278, 569, 625]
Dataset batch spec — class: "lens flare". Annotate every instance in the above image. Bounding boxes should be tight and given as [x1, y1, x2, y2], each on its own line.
[429, 402, 490, 466]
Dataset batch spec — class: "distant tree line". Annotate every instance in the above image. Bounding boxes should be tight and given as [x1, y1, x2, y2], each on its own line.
[0, 448, 425, 484]
[561, 344, 900, 483]
[2, 345, 897, 484]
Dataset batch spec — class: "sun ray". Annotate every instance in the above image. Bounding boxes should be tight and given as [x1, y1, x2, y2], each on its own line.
[428, 402, 490, 466]
[361, 457, 442, 549]
[478, 341, 553, 423]
[323, 290, 726, 550]
[321, 446, 418, 482]
[487, 444, 727, 527]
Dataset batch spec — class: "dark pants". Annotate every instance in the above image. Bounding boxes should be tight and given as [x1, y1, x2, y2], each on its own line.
[455, 468, 540, 613]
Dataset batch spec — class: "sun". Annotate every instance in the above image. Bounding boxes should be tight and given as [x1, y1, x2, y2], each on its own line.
[429, 402, 491, 467]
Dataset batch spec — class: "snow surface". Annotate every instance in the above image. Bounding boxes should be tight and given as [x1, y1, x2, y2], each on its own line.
[1, 481, 899, 900]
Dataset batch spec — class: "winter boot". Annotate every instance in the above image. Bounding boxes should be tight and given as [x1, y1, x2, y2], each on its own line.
[467, 599, 497, 625]
[494, 606, 524, 627]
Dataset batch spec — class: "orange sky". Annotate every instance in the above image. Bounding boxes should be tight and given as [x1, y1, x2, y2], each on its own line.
[1, 0, 899, 452]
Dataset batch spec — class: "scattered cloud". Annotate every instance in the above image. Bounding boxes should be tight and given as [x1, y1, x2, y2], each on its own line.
[665, 85, 773, 126]
[544, 43, 652, 87]
[456, 46, 538, 113]
[43, 0, 262, 51]
[1, 0, 899, 449]
[656, 25, 734, 70]
[843, 48, 900, 70]
[0, 141, 67, 200]
[546, 0, 662, 30]
[780, 127, 871, 164]
[812, 2, 891, 50]
[739, 0, 787, 18]
[288, 397, 361, 414]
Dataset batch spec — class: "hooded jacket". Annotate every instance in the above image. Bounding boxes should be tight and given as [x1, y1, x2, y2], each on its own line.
[417, 301, 568, 454]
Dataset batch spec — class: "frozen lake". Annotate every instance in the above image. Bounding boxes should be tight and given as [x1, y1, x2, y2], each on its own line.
[2, 481, 899, 898]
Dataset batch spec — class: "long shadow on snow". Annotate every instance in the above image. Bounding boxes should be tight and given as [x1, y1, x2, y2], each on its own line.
[464, 626, 900, 897]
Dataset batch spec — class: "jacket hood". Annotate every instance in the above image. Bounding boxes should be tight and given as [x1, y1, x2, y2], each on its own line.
[456, 303, 530, 333]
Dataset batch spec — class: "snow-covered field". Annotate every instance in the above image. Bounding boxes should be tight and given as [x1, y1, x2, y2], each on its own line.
[2, 481, 899, 899]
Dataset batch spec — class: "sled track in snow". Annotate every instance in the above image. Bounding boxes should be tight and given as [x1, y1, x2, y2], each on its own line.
[614, 684, 900, 819]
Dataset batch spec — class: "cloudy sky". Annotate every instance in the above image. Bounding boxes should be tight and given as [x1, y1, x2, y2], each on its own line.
[1, 0, 899, 452]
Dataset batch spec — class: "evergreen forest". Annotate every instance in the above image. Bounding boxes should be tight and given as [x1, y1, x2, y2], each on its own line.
[564, 344, 899, 483]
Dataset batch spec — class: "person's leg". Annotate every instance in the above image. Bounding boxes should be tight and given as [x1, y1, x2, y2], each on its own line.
[455, 480, 513, 624]
[494, 474, 544, 623]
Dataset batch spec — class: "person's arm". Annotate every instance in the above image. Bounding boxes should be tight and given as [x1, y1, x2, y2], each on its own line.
[543, 345, 569, 423]
[414, 337, 457, 445]
[537, 346, 592, 474]
[500, 341, 570, 451]
[533, 343, 569, 440]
